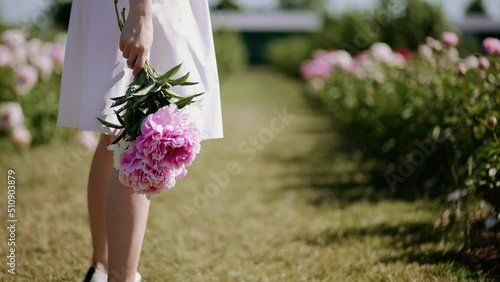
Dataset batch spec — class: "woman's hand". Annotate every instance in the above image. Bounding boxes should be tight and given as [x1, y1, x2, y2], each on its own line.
[119, 0, 153, 77]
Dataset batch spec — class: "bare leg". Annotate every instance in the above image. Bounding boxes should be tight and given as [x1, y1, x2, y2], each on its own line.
[87, 135, 114, 273]
[105, 167, 151, 282]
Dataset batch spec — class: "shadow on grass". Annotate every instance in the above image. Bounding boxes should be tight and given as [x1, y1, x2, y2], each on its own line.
[262, 107, 492, 278]
[303, 222, 438, 247]
[301, 222, 478, 276]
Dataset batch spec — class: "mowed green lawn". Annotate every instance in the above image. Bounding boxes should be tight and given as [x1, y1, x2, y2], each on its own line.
[0, 69, 490, 281]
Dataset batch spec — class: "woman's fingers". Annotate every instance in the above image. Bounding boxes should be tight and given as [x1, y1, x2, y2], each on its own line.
[122, 44, 131, 59]
[133, 52, 147, 77]
[127, 57, 135, 69]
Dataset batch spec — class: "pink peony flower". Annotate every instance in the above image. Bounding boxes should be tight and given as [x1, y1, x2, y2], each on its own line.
[441, 32, 459, 47]
[419, 44, 434, 60]
[464, 55, 479, 70]
[479, 56, 490, 69]
[370, 43, 393, 63]
[0, 45, 11, 67]
[446, 48, 460, 62]
[0, 102, 24, 131]
[117, 104, 201, 195]
[32, 56, 54, 80]
[301, 50, 333, 80]
[483, 37, 500, 55]
[458, 62, 468, 75]
[11, 45, 27, 66]
[1, 29, 25, 48]
[330, 50, 353, 72]
[14, 65, 39, 95]
[10, 126, 31, 147]
[426, 37, 443, 51]
[25, 38, 42, 59]
[393, 48, 413, 61]
[50, 45, 65, 69]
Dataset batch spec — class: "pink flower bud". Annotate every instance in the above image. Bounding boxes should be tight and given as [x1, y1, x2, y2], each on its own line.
[441, 32, 459, 47]
[483, 37, 500, 55]
[488, 116, 498, 127]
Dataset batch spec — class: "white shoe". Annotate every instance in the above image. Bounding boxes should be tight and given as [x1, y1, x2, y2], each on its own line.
[83, 267, 142, 282]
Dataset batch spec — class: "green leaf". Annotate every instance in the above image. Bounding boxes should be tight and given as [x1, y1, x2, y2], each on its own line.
[96, 117, 124, 129]
[170, 72, 191, 86]
[162, 89, 184, 99]
[180, 81, 199, 86]
[132, 82, 156, 97]
[111, 95, 133, 107]
[129, 70, 147, 91]
[120, 8, 127, 26]
[111, 130, 127, 145]
[175, 92, 204, 109]
[155, 63, 183, 82]
[115, 111, 126, 126]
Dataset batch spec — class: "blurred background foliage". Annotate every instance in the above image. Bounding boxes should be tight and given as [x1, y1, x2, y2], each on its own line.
[267, 0, 451, 76]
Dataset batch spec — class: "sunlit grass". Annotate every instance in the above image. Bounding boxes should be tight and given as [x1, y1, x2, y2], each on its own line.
[0, 69, 490, 281]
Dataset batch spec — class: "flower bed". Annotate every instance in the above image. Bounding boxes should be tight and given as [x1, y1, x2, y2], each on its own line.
[301, 33, 500, 218]
[0, 29, 97, 151]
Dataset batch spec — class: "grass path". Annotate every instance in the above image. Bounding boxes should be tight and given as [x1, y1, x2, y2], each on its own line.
[0, 69, 489, 281]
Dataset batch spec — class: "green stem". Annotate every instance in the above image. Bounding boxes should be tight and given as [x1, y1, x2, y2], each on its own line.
[114, 0, 123, 31]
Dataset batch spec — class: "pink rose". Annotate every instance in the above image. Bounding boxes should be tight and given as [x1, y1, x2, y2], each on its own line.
[441, 32, 459, 47]
[483, 37, 500, 55]
[0, 102, 24, 131]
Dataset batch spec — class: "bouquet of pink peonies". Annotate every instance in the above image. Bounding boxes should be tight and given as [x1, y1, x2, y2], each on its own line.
[98, 2, 202, 196]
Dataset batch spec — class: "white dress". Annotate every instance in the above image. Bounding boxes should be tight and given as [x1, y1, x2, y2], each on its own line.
[57, 0, 223, 141]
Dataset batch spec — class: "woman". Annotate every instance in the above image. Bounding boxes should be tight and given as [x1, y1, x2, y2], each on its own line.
[57, 0, 223, 281]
